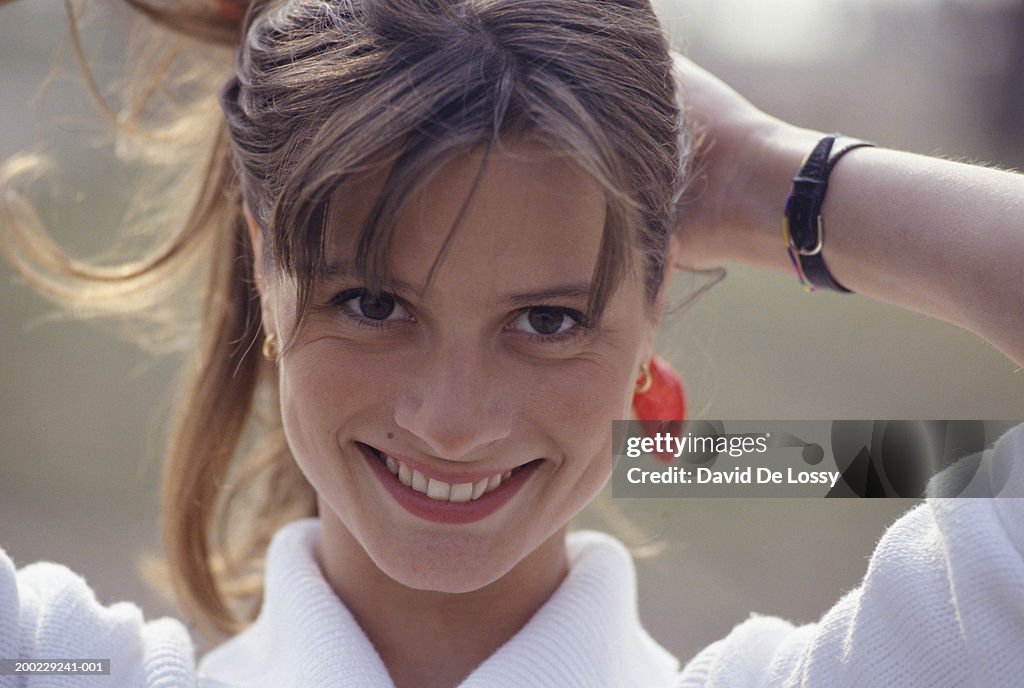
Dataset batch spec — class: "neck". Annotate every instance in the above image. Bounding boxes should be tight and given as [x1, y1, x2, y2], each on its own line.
[315, 517, 569, 688]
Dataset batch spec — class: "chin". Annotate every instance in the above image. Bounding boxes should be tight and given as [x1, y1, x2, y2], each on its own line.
[367, 533, 524, 593]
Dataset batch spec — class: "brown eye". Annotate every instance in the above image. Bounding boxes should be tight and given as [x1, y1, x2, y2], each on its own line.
[512, 306, 582, 337]
[528, 307, 566, 334]
[333, 289, 409, 324]
[358, 292, 396, 320]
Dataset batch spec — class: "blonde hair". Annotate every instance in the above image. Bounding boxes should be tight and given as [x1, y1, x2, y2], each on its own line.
[0, 0, 688, 640]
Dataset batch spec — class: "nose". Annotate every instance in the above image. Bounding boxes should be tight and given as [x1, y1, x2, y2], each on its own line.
[393, 343, 512, 461]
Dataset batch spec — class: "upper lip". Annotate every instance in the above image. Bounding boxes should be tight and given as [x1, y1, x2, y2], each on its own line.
[360, 442, 535, 484]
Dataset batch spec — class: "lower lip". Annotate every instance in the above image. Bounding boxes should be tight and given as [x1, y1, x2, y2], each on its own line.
[356, 444, 540, 525]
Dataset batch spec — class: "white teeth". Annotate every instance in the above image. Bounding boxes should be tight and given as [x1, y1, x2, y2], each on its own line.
[378, 451, 518, 503]
[449, 482, 473, 503]
[398, 462, 412, 487]
[426, 478, 450, 500]
[411, 470, 427, 494]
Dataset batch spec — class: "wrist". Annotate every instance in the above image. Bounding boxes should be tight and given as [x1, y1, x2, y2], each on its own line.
[725, 120, 826, 270]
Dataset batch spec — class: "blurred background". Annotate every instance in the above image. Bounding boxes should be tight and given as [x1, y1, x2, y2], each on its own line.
[2, 0, 1022, 666]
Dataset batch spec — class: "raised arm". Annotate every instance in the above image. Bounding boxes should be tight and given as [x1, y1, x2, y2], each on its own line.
[672, 54, 1024, 368]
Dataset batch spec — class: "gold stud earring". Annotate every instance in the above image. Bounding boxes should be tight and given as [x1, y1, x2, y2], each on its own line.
[262, 332, 280, 362]
[634, 361, 652, 394]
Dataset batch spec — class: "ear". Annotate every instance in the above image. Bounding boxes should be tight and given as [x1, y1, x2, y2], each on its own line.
[243, 203, 277, 336]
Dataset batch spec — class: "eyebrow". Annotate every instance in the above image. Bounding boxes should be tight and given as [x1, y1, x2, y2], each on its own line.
[323, 261, 593, 307]
[499, 284, 594, 308]
[323, 260, 420, 295]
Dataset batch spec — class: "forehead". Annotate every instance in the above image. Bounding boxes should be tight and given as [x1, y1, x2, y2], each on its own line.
[326, 141, 609, 298]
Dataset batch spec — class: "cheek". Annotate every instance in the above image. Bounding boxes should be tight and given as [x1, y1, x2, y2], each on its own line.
[525, 355, 636, 462]
[277, 345, 394, 461]
[285, 331, 412, 401]
[278, 336, 637, 463]
[527, 361, 626, 520]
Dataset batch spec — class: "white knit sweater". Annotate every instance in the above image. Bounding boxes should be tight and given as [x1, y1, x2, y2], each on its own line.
[2, 425, 1022, 687]
[198, 523, 679, 687]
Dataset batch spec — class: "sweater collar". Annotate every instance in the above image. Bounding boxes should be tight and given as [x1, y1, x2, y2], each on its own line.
[199, 518, 679, 688]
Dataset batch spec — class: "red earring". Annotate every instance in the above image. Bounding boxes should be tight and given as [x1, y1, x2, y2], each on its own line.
[216, 0, 246, 22]
[632, 355, 686, 462]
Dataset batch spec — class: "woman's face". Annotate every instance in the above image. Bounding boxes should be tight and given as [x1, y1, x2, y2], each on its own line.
[250, 142, 664, 594]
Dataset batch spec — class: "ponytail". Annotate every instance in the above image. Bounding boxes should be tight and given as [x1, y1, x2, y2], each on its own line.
[0, 0, 316, 640]
[158, 121, 317, 640]
[121, 0, 244, 47]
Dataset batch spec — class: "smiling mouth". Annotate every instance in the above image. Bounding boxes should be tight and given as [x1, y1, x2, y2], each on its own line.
[359, 443, 539, 504]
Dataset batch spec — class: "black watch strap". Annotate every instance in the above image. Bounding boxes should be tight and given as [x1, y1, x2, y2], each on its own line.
[784, 134, 875, 293]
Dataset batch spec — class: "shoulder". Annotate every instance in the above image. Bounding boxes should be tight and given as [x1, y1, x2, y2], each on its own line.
[0, 545, 197, 686]
[678, 424, 1024, 687]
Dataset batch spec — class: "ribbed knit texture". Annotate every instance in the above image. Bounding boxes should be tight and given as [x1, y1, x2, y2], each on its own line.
[198, 525, 681, 687]
[0, 549, 195, 687]
[677, 422, 1024, 688]
[2, 424, 1022, 687]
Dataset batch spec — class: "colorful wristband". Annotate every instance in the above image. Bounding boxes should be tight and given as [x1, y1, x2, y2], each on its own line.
[783, 134, 875, 293]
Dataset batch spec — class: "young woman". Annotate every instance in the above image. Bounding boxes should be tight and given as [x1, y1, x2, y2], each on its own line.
[1, 1, 1021, 686]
